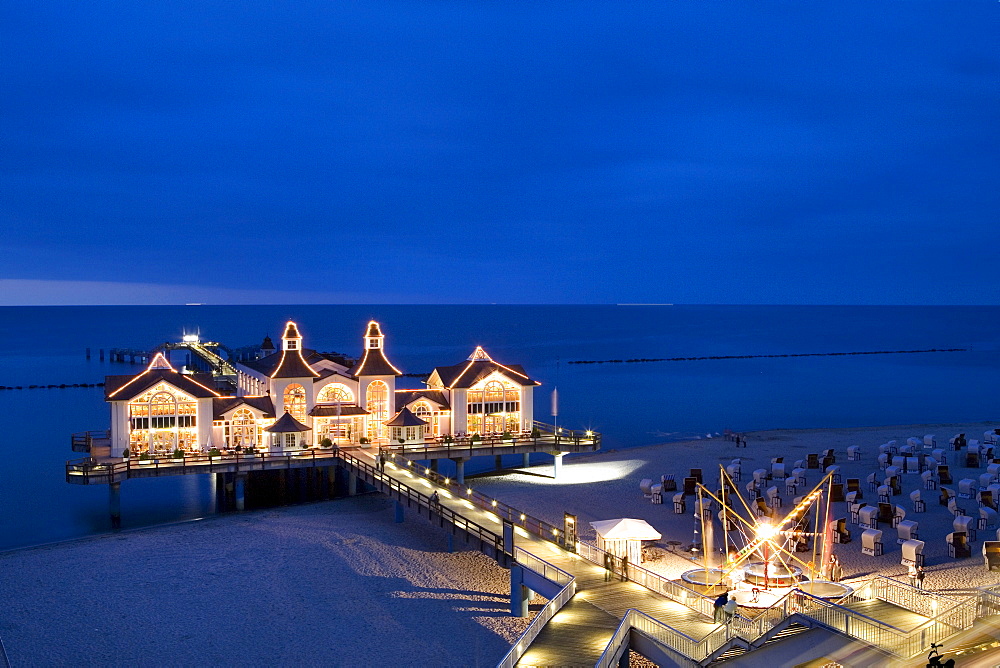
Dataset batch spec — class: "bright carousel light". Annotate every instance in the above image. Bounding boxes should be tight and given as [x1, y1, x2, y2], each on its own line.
[756, 522, 778, 541]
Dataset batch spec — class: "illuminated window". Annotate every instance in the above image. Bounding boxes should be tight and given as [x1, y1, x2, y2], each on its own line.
[127, 383, 198, 453]
[317, 382, 353, 404]
[229, 408, 257, 447]
[284, 383, 306, 419]
[467, 378, 519, 434]
[366, 380, 388, 438]
[413, 401, 437, 436]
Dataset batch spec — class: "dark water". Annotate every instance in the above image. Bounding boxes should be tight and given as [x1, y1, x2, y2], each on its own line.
[1, 304, 998, 550]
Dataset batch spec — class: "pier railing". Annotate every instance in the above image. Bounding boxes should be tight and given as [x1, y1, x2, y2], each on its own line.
[383, 425, 600, 460]
[70, 430, 110, 453]
[496, 547, 576, 668]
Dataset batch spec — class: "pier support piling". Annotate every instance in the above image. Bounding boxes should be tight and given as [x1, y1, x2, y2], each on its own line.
[553, 453, 565, 480]
[429, 459, 439, 473]
[109, 482, 121, 530]
[495, 455, 503, 471]
[394, 499, 404, 523]
[348, 472, 358, 497]
[523, 453, 531, 468]
[235, 474, 246, 511]
[510, 565, 530, 617]
[453, 458, 467, 485]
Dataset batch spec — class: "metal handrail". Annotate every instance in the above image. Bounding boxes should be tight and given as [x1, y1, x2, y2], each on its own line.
[496, 572, 576, 668]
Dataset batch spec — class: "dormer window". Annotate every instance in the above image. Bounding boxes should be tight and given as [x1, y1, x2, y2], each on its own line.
[368, 338, 380, 349]
[287, 340, 298, 350]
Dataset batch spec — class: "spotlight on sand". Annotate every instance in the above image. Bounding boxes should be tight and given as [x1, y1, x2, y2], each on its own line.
[517, 460, 648, 485]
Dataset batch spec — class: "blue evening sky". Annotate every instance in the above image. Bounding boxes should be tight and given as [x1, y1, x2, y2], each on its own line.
[2, 1, 998, 305]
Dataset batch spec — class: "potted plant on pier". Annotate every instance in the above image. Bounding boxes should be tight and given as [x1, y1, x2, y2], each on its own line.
[320, 438, 333, 449]
[122, 448, 130, 459]
[208, 447, 221, 458]
[359, 437, 370, 446]
[172, 448, 184, 460]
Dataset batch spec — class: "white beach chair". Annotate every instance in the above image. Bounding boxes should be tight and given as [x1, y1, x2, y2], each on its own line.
[771, 462, 786, 480]
[830, 518, 851, 543]
[785, 478, 798, 496]
[890, 457, 905, 472]
[959, 478, 978, 500]
[650, 484, 663, 504]
[980, 473, 995, 490]
[897, 520, 919, 543]
[792, 467, 806, 486]
[847, 445, 861, 461]
[878, 485, 891, 504]
[980, 506, 998, 531]
[825, 465, 841, 484]
[673, 493, 686, 514]
[859, 505, 878, 529]
[948, 497, 967, 518]
[639, 478, 653, 497]
[766, 486, 782, 509]
[905, 457, 919, 474]
[910, 489, 925, 513]
[753, 469, 768, 486]
[861, 528, 883, 556]
[887, 440, 898, 453]
[955, 515, 977, 542]
[846, 490, 859, 504]
[924, 435, 936, 449]
[893, 505, 906, 528]
[932, 448, 947, 465]
[849, 501, 866, 524]
[878, 453, 889, 471]
[879, 443, 891, 456]
[726, 463, 741, 482]
[921, 470, 938, 490]
[867, 472, 879, 492]
[985, 431, 999, 446]
[793, 459, 804, 471]
[907, 436, 922, 449]
[988, 463, 1000, 481]
[885, 465, 901, 479]
[901, 539, 925, 567]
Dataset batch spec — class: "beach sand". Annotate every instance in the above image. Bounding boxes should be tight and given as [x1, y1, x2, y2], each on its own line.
[0, 496, 535, 667]
[472, 421, 1000, 595]
[4, 420, 999, 667]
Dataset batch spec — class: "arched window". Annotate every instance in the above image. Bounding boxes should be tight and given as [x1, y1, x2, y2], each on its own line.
[284, 383, 306, 419]
[128, 384, 198, 453]
[412, 401, 436, 436]
[230, 408, 257, 447]
[366, 380, 388, 438]
[317, 382, 353, 404]
[467, 378, 519, 435]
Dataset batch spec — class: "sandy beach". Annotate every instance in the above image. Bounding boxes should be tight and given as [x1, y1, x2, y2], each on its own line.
[473, 420, 1000, 594]
[3, 420, 999, 667]
[0, 496, 533, 667]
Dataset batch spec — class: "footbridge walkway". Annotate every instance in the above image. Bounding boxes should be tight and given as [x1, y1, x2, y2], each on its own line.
[339, 450, 990, 667]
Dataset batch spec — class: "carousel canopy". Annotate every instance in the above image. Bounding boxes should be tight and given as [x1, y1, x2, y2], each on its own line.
[590, 518, 662, 541]
[264, 412, 311, 433]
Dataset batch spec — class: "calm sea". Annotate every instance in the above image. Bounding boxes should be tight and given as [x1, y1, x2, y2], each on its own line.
[1, 304, 998, 550]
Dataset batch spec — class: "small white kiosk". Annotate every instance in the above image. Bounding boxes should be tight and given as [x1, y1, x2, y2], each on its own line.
[590, 518, 662, 565]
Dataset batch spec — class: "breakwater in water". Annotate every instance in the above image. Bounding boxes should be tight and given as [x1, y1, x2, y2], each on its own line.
[568, 348, 967, 365]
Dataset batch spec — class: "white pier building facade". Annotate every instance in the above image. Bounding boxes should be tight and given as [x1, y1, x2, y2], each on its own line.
[104, 320, 538, 458]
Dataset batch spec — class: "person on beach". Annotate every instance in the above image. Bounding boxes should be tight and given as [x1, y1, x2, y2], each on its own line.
[723, 596, 738, 623]
[714, 591, 729, 622]
[916, 567, 925, 590]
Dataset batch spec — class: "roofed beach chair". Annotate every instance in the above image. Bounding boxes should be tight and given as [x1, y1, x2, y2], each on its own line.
[683, 477, 698, 496]
[689, 468, 703, 484]
[792, 467, 806, 486]
[932, 448, 947, 466]
[922, 470, 938, 490]
[771, 461, 786, 480]
[826, 465, 841, 484]
[755, 498, 773, 518]
[848, 445, 861, 461]
[725, 463, 740, 483]
[967, 448, 981, 469]
[878, 485, 891, 505]
[981, 473, 995, 492]
[807, 453, 820, 469]
[867, 472, 879, 492]
[785, 477, 798, 496]
[940, 486, 955, 505]
[910, 489, 925, 513]
[948, 497, 966, 518]
[847, 478, 861, 497]
[985, 541, 1000, 570]
[831, 482, 845, 503]
[959, 478, 978, 499]
[846, 490, 858, 504]
[767, 486, 782, 509]
[877, 453, 889, 471]
[879, 443, 892, 456]
[886, 474, 902, 496]
[897, 520, 918, 543]
[850, 501, 866, 524]
[947, 532, 971, 558]
[746, 480, 760, 499]
[718, 510, 736, 532]
[878, 502, 894, 525]
[639, 478, 654, 497]
[924, 434, 936, 449]
[830, 517, 851, 543]
[955, 515, 977, 542]
[981, 490, 996, 510]
[892, 505, 906, 528]
[861, 528, 883, 556]
[673, 493, 686, 514]
[938, 465, 953, 485]
[905, 457, 919, 474]
[650, 484, 663, 504]
[980, 506, 998, 531]
[989, 462, 1000, 481]
[753, 468, 768, 486]
[858, 505, 878, 530]
[901, 538, 925, 567]
[985, 431, 999, 446]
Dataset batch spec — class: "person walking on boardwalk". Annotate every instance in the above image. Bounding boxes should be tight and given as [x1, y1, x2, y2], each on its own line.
[714, 591, 729, 622]
[723, 596, 738, 623]
[620, 554, 629, 582]
[430, 491, 440, 508]
[603, 551, 614, 581]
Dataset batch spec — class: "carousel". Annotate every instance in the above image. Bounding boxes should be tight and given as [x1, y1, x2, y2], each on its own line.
[681, 466, 853, 609]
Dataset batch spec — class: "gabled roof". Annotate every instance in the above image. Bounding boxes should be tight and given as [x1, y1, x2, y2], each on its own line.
[430, 351, 538, 389]
[385, 406, 428, 427]
[263, 412, 310, 433]
[590, 518, 662, 540]
[313, 368, 353, 384]
[395, 389, 450, 410]
[308, 404, 369, 417]
[212, 395, 276, 419]
[349, 347, 401, 377]
[242, 349, 321, 379]
[105, 356, 220, 400]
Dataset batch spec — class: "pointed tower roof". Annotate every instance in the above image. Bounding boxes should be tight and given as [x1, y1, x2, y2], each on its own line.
[349, 320, 402, 377]
[385, 406, 428, 427]
[271, 321, 320, 379]
[260, 335, 275, 351]
[263, 411, 311, 433]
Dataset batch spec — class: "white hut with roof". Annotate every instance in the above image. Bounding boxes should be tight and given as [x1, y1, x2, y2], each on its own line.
[385, 406, 429, 444]
[591, 518, 662, 564]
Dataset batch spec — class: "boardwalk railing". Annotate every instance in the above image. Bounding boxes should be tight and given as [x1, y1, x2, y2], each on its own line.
[70, 429, 110, 452]
[597, 609, 703, 668]
[383, 423, 600, 461]
[496, 548, 576, 668]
